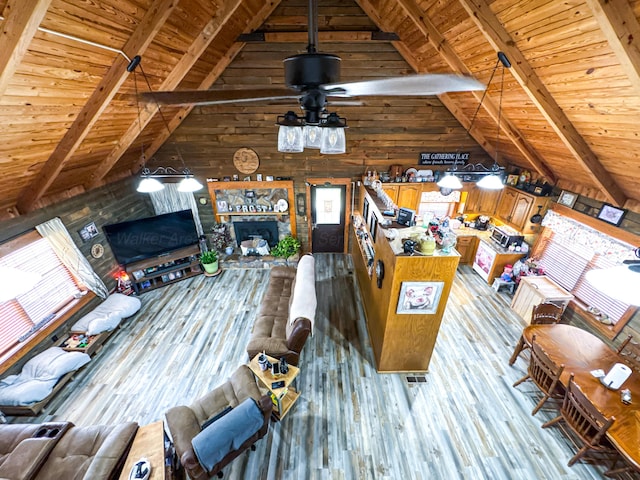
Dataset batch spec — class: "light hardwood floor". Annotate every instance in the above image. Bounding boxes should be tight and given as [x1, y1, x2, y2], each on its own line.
[16, 254, 632, 479]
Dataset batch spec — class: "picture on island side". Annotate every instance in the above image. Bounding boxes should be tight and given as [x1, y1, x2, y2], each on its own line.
[396, 281, 444, 315]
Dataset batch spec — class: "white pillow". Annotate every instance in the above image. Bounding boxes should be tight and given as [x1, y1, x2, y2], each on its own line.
[71, 293, 141, 335]
[21, 347, 90, 381]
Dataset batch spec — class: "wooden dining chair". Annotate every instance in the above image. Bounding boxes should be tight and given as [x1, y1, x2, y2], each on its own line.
[508, 302, 564, 365]
[616, 335, 640, 371]
[542, 374, 618, 468]
[512, 335, 565, 415]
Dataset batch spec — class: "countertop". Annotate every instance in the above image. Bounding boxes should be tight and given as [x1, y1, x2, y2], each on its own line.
[451, 227, 526, 255]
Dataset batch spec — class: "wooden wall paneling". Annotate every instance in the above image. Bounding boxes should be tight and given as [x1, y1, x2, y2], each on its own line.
[14, 0, 178, 214]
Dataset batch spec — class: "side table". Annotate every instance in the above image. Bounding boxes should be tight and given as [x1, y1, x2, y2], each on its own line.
[118, 420, 169, 480]
[248, 354, 300, 420]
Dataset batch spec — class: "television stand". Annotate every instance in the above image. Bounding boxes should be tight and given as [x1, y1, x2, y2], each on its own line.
[125, 245, 202, 294]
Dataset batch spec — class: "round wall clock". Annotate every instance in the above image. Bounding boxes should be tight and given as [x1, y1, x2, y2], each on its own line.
[233, 148, 260, 174]
[91, 243, 104, 259]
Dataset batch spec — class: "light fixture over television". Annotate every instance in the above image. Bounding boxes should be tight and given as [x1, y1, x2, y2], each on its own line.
[127, 55, 203, 194]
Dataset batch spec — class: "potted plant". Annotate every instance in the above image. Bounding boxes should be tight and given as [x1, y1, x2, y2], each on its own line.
[271, 235, 301, 260]
[210, 223, 232, 252]
[200, 250, 219, 274]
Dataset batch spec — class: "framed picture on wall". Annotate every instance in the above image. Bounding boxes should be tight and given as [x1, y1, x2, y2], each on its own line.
[396, 281, 444, 315]
[557, 190, 578, 209]
[597, 203, 626, 226]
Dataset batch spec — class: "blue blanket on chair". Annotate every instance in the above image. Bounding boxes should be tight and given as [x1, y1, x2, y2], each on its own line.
[191, 398, 264, 473]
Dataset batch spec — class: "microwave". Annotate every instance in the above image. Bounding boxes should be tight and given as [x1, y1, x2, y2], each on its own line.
[491, 226, 524, 248]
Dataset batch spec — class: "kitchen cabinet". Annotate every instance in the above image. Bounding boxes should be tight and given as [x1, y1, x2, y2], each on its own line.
[397, 184, 421, 211]
[465, 186, 501, 214]
[382, 184, 399, 204]
[495, 187, 550, 234]
[455, 235, 478, 265]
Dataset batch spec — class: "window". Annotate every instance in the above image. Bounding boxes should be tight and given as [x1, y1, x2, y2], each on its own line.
[535, 227, 633, 325]
[0, 233, 84, 357]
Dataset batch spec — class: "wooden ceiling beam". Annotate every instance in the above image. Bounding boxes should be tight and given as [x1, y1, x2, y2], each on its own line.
[394, 0, 556, 184]
[584, 0, 640, 96]
[237, 30, 399, 43]
[86, 0, 246, 189]
[15, 0, 177, 214]
[0, 0, 52, 97]
[132, 1, 286, 173]
[457, 0, 626, 207]
[132, 42, 247, 173]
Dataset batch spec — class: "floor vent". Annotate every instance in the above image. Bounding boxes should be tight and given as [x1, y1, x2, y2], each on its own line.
[406, 375, 427, 383]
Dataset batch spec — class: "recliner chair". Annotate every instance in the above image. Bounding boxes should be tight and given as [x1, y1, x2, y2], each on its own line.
[165, 365, 271, 479]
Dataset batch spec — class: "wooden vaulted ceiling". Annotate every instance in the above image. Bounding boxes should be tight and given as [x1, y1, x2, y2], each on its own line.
[1, 0, 640, 219]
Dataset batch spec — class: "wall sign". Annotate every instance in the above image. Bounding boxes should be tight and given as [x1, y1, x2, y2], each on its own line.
[233, 147, 259, 174]
[419, 152, 469, 166]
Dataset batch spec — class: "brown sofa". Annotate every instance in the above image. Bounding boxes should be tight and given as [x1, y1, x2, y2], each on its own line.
[0, 421, 137, 480]
[165, 364, 271, 479]
[246, 254, 317, 366]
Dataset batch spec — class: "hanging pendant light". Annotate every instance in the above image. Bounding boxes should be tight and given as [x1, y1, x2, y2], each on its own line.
[131, 56, 203, 193]
[303, 125, 323, 149]
[277, 111, 304, 153]
[137, 175, 165, 193]
[437, 173, 463, 190]
[319, 112, 347, 154]
[477, 52, 510, 190]
[177, 173, 204, 193]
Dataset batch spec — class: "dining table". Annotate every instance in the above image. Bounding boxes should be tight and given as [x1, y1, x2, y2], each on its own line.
[522, 323, 640, 471]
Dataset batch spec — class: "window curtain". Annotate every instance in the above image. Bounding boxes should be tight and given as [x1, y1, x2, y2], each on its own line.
[35, 218, 109, 299]
[149, 184, 204, 235]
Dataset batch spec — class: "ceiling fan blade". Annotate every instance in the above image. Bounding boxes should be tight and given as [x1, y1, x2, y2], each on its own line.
[323, 73, 485, 97]
[139, 88, 301, 106]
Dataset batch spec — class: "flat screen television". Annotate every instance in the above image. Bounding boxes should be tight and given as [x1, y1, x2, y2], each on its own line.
[103, 210, 199, 265]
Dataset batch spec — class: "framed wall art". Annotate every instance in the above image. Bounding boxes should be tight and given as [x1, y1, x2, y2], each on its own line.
[396, 281, 444, 315]
[597, 203, 626, 226]
[557, 190, 578, 209]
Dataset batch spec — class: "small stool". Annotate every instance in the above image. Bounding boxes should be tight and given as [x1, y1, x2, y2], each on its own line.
[492, 277, 516, 294]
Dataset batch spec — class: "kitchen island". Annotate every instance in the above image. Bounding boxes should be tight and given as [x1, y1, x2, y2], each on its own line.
[352, 186, 459, 372]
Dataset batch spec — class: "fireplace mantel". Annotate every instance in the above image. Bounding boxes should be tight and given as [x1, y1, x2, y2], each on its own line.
[207, 180, 297, 238]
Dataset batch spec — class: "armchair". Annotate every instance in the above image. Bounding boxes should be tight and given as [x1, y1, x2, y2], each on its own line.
[165, 365, 271, 479]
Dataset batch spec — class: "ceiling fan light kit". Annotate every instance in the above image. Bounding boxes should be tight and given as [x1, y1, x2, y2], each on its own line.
[142, 0, 487, 158]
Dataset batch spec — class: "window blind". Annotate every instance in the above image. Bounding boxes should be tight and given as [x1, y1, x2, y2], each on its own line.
[537, 233, 592, 291]
[0, 237, 81, 356]
[536, 231, 631, 324]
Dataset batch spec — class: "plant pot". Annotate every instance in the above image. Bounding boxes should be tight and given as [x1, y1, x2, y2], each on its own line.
[202, 260, 219, 274]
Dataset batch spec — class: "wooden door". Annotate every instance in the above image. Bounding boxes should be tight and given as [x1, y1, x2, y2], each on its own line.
[307, 178, 351, 253]
[397, 184, 421, 210]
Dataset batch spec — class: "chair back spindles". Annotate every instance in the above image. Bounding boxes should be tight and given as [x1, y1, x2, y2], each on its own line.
[531, 302, 563, 325]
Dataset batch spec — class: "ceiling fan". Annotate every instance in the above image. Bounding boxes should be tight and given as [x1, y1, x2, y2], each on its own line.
[140, 0, 485, 125]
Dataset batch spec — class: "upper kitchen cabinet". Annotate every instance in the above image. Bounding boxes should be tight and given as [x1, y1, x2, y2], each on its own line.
[495, 187, 550, 234]
[397, 184, 422, 211]
[383, 185, 399, 205]
[465, 187, 501, 215]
